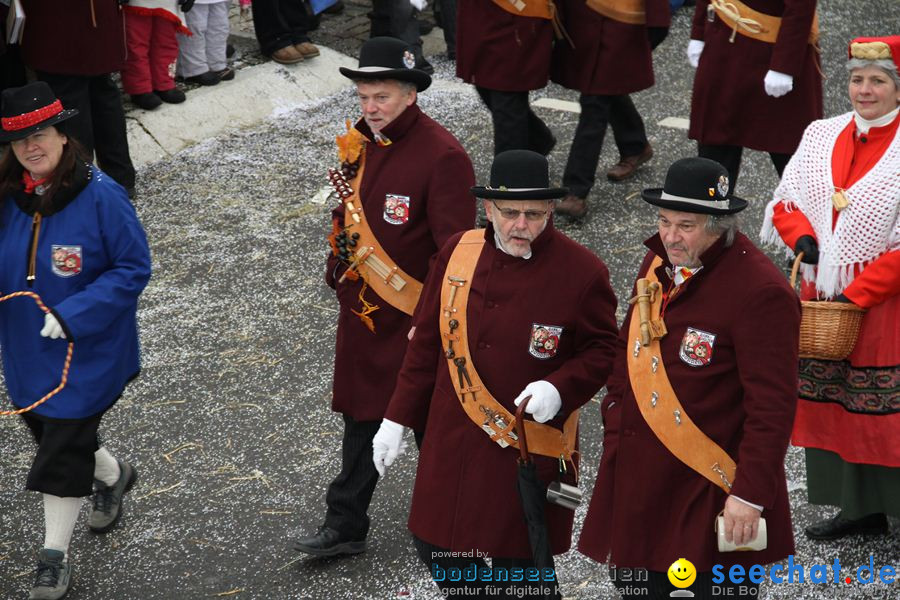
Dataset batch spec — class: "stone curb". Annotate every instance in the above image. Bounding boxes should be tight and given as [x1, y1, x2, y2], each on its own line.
[125, 46, 357, 167]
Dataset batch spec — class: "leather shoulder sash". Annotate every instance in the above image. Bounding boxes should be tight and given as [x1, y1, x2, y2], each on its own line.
[626, 255, 736, 493]
[491, 0, 553, 19]
[335, 147, 423, 316]
[440, 229, 578, 461]
[709, 0, 819, 46]
[586, 0, 646, 25]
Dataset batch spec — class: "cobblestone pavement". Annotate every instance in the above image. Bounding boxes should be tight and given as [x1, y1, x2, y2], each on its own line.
[1, 2, 898, 600]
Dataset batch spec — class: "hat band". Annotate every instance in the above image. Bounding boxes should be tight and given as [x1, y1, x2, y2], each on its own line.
[2, 100, 64, 132]
[354, 66, 407, 73]
[486, 186, 548, 192]
[660, 191, 730, 209]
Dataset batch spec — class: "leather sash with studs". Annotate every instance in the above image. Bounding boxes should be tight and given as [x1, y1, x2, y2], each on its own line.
[626, 255, 736, 493]
[439, 229, 577, 461]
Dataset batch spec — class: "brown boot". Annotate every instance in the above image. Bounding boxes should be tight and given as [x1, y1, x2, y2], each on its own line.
[294, 42, 320, 59]
[555, 195, 588, 220]
[271, 45, 304, 65]
[607, 144, 653, 182]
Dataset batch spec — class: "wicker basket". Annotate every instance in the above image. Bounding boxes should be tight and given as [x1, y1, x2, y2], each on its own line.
[790, 254, 866, 360]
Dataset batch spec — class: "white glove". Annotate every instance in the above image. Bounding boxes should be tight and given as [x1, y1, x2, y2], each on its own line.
[764, 70, 793, 98]
[372, 418, 409, 476]
[513, 381, 562, 424]
[40, 313, 66, 339]
[409, 0, 427, 10]
[687, 39, 705, 68]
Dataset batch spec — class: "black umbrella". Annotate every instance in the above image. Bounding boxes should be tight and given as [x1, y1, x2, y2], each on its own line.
[515, 396, 562, 600]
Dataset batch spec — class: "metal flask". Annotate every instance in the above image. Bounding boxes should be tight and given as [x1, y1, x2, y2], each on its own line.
[546, 481, 582, 511]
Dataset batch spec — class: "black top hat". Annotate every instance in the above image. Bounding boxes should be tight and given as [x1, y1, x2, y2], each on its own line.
[0, 82, 79, 142]
[642, 157, 747, 215]
[339, 37, 432, 92]
[471, 150, 568, 200]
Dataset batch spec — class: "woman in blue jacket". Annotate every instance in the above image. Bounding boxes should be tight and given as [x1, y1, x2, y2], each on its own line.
[0, 82, 151, 600]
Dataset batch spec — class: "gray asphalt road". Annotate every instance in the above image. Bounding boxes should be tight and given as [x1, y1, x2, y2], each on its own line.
[1, 4, 898, 599]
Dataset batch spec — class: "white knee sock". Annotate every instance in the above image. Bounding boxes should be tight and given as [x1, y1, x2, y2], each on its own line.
[42, 495, 82, 559]
[93, 447, 121, 486]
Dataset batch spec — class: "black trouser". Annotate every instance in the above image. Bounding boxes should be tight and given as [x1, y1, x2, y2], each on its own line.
[436, 0, 457, 58]
[610, 568, 760, 600]
[369, 0, 423, 62]
[698, 143, 791, 193]
[37, 71, 136, 191]
[476, 86, 555, 156]
[324, 414, 423, 539]
[563, 94, 649, 198]
[251, 0, 313, 56]
[414, 536, 561, 599]
[0, 44, 26, 91]
[21, 411, 103, 498]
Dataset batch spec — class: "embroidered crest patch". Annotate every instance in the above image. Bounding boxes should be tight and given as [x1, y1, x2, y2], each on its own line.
[529, 324, 562, 359]
[383, 194, 411, 225]
[679, 327, 715, 367]
[51, 245, 82, 277]
[403, 50, 416, 69]
[716, 175, 730, 198]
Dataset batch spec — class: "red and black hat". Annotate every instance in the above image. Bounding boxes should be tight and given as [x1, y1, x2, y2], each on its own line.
[0, 82, 79, 142]
[339, 37, 431, 92]
[641, 157, 747, 215]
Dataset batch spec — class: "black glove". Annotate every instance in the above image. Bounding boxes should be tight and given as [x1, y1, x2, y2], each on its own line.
[179, 0, 195, 12]
[794, 235, 819, 264]
[647, 27, 669, 51]
[834, 294, 855, 304]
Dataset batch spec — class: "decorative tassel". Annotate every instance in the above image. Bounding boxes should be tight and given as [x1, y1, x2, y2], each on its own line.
[351, 282, 379, 333]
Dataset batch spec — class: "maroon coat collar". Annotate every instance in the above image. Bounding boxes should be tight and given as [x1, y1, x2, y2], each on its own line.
[353, 102, 422, 144]
[643, 230, 733, 278]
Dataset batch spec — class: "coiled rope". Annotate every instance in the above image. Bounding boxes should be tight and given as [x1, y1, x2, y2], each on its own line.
[0, 291, 73, 416]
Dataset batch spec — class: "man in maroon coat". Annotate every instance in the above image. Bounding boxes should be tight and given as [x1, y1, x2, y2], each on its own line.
[20, 0, 136, 196]
[456, 0, 556, 155]
[687, 0, 822, 191]
[375, 150, 619, 598]
[552, 0, 672, 220]
[292, 37, 476, 557]
[579, 158, 801, 599]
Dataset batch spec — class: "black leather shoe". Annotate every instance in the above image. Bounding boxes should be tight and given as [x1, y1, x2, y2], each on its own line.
[293, 526, 366, 557]
[805, 512, 888, 541]
[155, 88, 186, 104]
[182, 71, 221, 86]
[131, 92, 162, 110]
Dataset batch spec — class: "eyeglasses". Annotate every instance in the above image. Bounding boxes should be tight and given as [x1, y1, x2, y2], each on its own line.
[493, 205, 549, 222]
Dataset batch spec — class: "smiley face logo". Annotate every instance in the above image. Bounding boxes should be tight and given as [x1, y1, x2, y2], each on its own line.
[668, 558, 696, 589]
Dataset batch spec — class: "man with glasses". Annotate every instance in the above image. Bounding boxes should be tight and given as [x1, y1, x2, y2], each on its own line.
[373, 150, 619, 598]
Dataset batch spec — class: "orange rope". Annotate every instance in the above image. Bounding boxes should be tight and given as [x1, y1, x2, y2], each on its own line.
[0, 291, 74, 416]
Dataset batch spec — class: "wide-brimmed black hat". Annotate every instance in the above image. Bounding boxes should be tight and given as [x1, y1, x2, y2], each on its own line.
[471, 150, 568, 200]
[641, 157, 747, 215]
[339, 37, 431, 92]
[0, 82, 79, 142]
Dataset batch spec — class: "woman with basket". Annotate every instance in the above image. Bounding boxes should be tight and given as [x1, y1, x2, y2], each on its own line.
[760, 35, 899, 541]
[0, 82, 152, 599]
